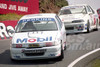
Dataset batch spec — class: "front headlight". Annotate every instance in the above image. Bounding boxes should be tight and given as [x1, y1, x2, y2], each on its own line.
[11, 44, 16, 48]
[11, 44, 22, 48]
[72, 20, 84, 23]
[44, 40, 60, 47]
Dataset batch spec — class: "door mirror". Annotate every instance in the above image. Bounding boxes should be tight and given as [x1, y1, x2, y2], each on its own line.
[88, 12, 93, 15]
[9, 29, 15, 33]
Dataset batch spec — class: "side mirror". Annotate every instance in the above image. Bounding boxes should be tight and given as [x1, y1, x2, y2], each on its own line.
[88, 12, 93, 15]
[9, 29, 15, 33]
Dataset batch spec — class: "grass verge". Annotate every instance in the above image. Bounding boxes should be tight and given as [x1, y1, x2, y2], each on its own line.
[0, 13, 23, 21]
[91, 59, 100, 67]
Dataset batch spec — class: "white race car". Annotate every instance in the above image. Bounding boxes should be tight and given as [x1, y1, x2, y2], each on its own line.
[10, 13, 67, 61]
[59, 4, 99, 33]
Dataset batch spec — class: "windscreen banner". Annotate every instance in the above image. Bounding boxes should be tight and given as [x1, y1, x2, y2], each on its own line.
[0, 20, 17, 40]
[0, 0, 39, 14]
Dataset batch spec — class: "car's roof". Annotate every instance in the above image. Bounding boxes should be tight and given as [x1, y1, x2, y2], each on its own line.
[20, 13, 57, 20]
[69, 4, 88, 6]
[61, 4, 88, 10]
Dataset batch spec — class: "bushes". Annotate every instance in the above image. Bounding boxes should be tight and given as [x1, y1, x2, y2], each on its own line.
[0, 0, 68, 21]
[55, 0, 68, 7]
[0, 13, 23, 21]
[39, 0, 68, 13]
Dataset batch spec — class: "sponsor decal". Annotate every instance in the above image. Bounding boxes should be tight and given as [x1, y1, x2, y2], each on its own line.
[0, 21, 17, 39]
[85, 28, 87, 30]
[85, 24, 87, 26]
[19, 18, 55, 23]
[17, 37, 52, 43]
[14, 56, 20, 58]
[0, 0, 39, 14]
[85, 24, 87, 30]
[76, 25, 83, 30]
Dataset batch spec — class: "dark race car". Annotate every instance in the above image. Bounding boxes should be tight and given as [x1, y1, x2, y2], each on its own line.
[97, 8, 100, 25]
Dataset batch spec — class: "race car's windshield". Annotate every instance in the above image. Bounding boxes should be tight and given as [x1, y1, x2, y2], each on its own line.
[15, 18, 58, 32]
[59, 6, 86, 15]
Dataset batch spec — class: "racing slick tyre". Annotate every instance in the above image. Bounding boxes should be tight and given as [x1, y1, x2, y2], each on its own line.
[95, 22, 98, 31]
[64, 44, 67, 50]
[11, 58, 17, 62]
[10, 57, 19, 62]
[57, 45, 64, 61]
[87, 22, 90, 33]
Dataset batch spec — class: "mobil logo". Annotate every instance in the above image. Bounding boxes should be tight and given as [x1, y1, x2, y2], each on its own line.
[16, 37, 52, 43]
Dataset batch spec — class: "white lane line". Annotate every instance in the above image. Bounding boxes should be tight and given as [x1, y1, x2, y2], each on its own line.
[68, 48, 100, 67]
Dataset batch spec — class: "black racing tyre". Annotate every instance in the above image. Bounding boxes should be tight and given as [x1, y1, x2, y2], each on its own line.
[95, 22, 98, 31]
[87, 22, 90, 33]
[11, 58, 18, 62]
[11, 58, 16, 61]
[64, 44, 67, 50]
[57, 46, 64, 61]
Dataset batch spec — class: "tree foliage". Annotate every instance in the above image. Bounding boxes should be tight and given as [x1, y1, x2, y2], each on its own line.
[39, 0, 68, 13]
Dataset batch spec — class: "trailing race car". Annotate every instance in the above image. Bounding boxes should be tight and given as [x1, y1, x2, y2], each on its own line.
[59, 4, 99, 33]
[10, 13, 67, 61]
[97, 8, 100, 25]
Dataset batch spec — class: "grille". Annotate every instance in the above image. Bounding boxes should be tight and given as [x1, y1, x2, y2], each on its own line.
[23, 49, 46, 56]
[65, 27, 74, 30]
[25, 53, 45, 56]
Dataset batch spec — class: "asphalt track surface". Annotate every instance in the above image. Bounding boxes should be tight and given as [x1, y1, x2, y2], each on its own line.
[0, 29, 100, 67]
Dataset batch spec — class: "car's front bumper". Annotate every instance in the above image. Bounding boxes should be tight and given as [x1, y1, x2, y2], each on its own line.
[64, 23, 87, 33]
[10, 44, 61, 60]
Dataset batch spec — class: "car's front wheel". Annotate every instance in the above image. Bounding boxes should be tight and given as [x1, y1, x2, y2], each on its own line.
[58, 48, 64, 61]
[87, 22, 90, 33]
[57, 44, 64, 61]
[95, 21, 98, 31]
[10, 58, 17, 62]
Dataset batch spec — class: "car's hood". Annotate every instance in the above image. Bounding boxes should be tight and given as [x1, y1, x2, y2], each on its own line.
[59, 14, 85, 22]
[12, 31, 59, 44]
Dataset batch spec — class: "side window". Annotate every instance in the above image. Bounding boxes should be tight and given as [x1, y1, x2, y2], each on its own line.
[56, 16, 62, 30]
[87, 6, 92, 12]
[88, 6, 95, 14]
[82, 7, 87, 14]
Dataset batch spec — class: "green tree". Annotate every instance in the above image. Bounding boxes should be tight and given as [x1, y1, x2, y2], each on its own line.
[39, 0, 68, 13]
